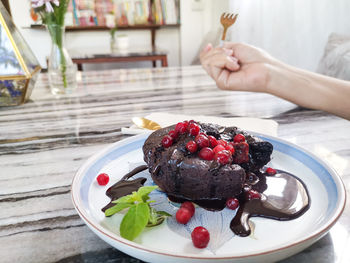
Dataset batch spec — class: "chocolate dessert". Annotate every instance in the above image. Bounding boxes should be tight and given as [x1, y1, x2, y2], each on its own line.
[103, 120, 310, 238]
[142, 121, 273, 204]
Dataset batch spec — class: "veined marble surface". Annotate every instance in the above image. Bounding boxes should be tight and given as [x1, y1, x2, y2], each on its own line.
[0, 66, 349, 263]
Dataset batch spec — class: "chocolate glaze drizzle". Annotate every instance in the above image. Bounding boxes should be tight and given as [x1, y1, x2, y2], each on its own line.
[102, 166, 310, 237]
[101, 165, 148, 213]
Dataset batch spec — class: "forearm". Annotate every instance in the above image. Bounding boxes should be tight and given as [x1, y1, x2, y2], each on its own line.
[267, 63, 350, 120]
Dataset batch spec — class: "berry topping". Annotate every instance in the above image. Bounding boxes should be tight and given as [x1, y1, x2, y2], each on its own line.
[199, 147, 215, 160]
[226, 197, 239, 210]
[225, 144, 235, 155]
[217, 140, 228, 147]
[191, 226, 210, 248]
[195, 134, 209, 148]
[168, 130, 178, 139]
[97, 173, 109, 186]
[213, 145, 226, 154]
[186, 140, 198, 153]
[189, 123, 200, 136]
[180, 201, 195, 216]
[175, 122, 187, 134]
[215, 150, 232, 165]
[161, 135, 173, 148]
[176, 208, 192, 224]
[246, 190, 261, 200]
[208, 135, 218, 148]
[266, 167, 277, 175]
[232, 142, 249, 164]
[233, 134, 246, 143]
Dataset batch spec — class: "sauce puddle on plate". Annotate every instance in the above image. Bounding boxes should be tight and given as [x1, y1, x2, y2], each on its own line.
[102, 166, 310, 237]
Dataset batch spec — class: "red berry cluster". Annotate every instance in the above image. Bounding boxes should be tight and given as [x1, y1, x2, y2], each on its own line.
[175, 201, 210, 248]
[161, 121, 250, 165]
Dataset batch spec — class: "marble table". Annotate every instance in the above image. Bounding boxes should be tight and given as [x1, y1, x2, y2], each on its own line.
[0, 66, 349, 263]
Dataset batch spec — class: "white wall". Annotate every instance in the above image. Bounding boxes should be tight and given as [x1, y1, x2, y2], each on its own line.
[229, 0, 350, 71]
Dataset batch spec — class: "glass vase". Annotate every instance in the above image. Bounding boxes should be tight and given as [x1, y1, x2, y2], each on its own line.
[47, 24, 77, 96]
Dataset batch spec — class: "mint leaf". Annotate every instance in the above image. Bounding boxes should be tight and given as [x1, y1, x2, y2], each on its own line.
[112, 195, 134, 204]
[156, 211, 171, 217]
[148, 207, 158, 225]
[105, 202, 133, 217]
[137, 186, 158, 202]
[146, 208, 171, 227]
[120, 202, 150, 240]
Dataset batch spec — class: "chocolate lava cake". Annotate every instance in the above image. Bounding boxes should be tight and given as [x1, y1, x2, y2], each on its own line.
[142, 121, 273, 202]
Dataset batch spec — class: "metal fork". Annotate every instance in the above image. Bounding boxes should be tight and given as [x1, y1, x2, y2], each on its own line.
[220, 13, 238, 44]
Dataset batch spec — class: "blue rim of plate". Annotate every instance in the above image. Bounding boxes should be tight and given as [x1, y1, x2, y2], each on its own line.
[71, 132, 346, 260]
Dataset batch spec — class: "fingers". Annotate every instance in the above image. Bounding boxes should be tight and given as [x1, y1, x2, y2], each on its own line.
[200, 45, 240, 81]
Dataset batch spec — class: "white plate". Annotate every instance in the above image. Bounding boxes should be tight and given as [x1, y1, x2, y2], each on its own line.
[71, 133, 346, 263]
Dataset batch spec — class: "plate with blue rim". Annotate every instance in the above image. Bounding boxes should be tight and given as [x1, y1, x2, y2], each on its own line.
[71, 132, 346, 263]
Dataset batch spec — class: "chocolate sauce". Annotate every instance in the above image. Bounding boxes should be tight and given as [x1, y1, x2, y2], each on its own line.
[101, 165, 148, 212]
[102, 166, 310, 237]
[230, 170, 310, 237]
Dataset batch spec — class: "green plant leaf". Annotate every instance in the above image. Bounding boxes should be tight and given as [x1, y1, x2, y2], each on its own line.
[148, 207, 158, 225]
[137, 186, 158, 202]
[156, 211, 172, 217]
[112, 194, 134, 204]
[120, 202, 150, 240]
[105, 202, 133, 217]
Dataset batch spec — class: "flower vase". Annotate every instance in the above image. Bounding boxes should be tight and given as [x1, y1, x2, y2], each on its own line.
[47, 24, 77, 95]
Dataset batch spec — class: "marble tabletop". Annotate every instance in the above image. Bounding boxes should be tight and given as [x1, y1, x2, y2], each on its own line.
[0, 66, 349, 263]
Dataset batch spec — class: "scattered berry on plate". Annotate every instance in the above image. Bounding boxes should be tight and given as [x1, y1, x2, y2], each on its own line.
[266, 167, 277, 175]
[226, 197, 239, 210]
[180, 201, 195, 216]
[191, 226, 210, 248]
[176, 208, 192, 224]
[97, 173, 109, 186]
[246, 189, 261, 200]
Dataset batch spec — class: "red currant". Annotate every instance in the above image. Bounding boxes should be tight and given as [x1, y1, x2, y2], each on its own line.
[168, 130, 178, 139]
[180, 201, 195, 216]
[162, 135, 173, 148]
[246, 190, 261, 200]
[199, 147, 214, 160]
[195, 134, 209, 148]
[97, 173, 109, 186]
[208, 135, 218, 148]
[186, 140, 198, 153]
[189, 123, 200, 136]
[266, 167, 277, 175]
[191, 226, 210, 248]
[225, 144, 235, 155]
[226, 198, 239, 210]
[175, 122, 187, 134]
[217, 140, 228, 147]
[215, 150, 232, 165]
[234, 134, 246, 143]
[213, 145, 226, 154]
[176, 208, 192, 224]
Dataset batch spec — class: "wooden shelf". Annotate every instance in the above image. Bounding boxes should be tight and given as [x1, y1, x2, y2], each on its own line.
[30, 24, 180, 31]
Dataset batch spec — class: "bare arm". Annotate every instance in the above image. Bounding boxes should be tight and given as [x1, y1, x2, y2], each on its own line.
[200, 42, 350, 120]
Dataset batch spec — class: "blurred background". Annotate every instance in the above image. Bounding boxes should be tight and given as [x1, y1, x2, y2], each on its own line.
[4, 0, 350, 73]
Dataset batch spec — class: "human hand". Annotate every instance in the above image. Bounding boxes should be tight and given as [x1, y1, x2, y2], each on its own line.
[200, 42, 278, 93]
